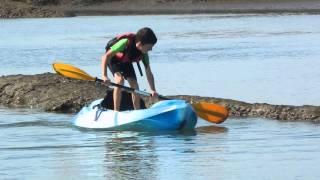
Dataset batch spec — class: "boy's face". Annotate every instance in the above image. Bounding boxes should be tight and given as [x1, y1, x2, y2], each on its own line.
[136, 42, 154, 54]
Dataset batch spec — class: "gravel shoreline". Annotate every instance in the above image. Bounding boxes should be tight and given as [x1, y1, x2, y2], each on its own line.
[0, 73, 319, 122]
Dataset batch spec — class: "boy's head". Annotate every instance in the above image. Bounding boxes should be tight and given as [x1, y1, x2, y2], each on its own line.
[135, 27, 157, 53]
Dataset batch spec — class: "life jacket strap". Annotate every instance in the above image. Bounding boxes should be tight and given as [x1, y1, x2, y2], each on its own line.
[136, 61, 143, 76]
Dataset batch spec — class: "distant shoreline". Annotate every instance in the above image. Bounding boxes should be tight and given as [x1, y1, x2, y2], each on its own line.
[1, 0, 320, 18]
[65, 9, 320, 16]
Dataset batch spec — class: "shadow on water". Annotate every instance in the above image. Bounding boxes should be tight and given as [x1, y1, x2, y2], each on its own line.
[196, 125, 228, 134]
[0, 120, 70, 128]
[72, 124, 230, 145]
[73, 125, 228, 136]
[74, 126, 198, 136]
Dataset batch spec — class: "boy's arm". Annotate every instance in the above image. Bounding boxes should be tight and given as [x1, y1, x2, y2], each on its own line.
[142, 53, 157, 95]
[145, 65, 156, 92]
[101, 50, 114, 82]
[101, 39, 128, 82]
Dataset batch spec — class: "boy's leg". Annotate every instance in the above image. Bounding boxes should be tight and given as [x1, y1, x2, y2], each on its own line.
[113, 72, 124, 111]
[127, 78, 140, 110]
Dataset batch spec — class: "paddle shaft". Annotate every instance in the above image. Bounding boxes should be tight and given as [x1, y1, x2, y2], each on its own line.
[95, 78, 170, 100]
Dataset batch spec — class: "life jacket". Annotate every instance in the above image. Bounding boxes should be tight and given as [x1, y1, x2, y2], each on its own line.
[105, 33, 143, 63]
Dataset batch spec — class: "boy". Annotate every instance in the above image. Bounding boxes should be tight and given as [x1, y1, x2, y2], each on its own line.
[101, 27, 158, 111]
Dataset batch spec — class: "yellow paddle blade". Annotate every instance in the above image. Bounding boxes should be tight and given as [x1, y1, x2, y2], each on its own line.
[52, 63, 95, 81]
[192, 102, 229, 124]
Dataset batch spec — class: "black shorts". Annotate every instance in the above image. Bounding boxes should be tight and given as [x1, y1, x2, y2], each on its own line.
[108, 58, 137, 80]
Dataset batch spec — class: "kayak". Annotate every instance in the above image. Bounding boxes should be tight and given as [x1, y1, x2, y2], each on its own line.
[53, 63, 229, 125]
[72, 99, 198, 131]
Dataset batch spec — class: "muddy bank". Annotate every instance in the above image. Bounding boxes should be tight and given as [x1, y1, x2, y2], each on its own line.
[1, 0, 320, 18]
[0, 1, 65, 18]
[0, 73, 319, 122]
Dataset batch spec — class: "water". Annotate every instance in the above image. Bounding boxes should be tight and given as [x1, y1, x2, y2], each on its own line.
[1, 108, 320, 179]
[1, 14, 320, 105]
[0, 14, 320, 179]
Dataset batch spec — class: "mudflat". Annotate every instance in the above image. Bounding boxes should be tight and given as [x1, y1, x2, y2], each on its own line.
[0, 73, 319, 122]
[1, 0, 320, 18]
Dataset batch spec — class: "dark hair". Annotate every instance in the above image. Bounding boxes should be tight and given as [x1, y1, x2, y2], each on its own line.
[135, 27, 157, 45]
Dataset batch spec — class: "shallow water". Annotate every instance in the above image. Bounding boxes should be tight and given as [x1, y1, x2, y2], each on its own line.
[1, 107, 320, 179]
[1, 14, 320, 105]
[0, 14, 320, 179]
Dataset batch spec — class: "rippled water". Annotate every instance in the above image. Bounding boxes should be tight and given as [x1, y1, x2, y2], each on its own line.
[1, 107, 320, 179]
[1, 14, 320, 105]
[1, 14, 320, 179]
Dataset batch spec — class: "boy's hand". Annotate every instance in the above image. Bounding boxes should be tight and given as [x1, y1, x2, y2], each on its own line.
[102, 76, 111, 85]
[150, 90, 159, 98]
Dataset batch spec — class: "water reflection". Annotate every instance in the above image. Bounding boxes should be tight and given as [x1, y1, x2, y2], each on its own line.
[103, 131, 158, 179]
[102, 130, 192, 179]
[101, 126, 228, 179]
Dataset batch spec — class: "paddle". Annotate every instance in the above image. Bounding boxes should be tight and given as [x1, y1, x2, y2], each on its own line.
[52, 63, 229, 124]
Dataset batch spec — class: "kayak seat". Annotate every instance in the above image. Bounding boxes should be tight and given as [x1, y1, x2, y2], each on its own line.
[100, 89, 146, 111]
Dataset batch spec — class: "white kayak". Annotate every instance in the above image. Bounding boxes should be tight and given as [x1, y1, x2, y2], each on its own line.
[72, 99, 198, 131]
